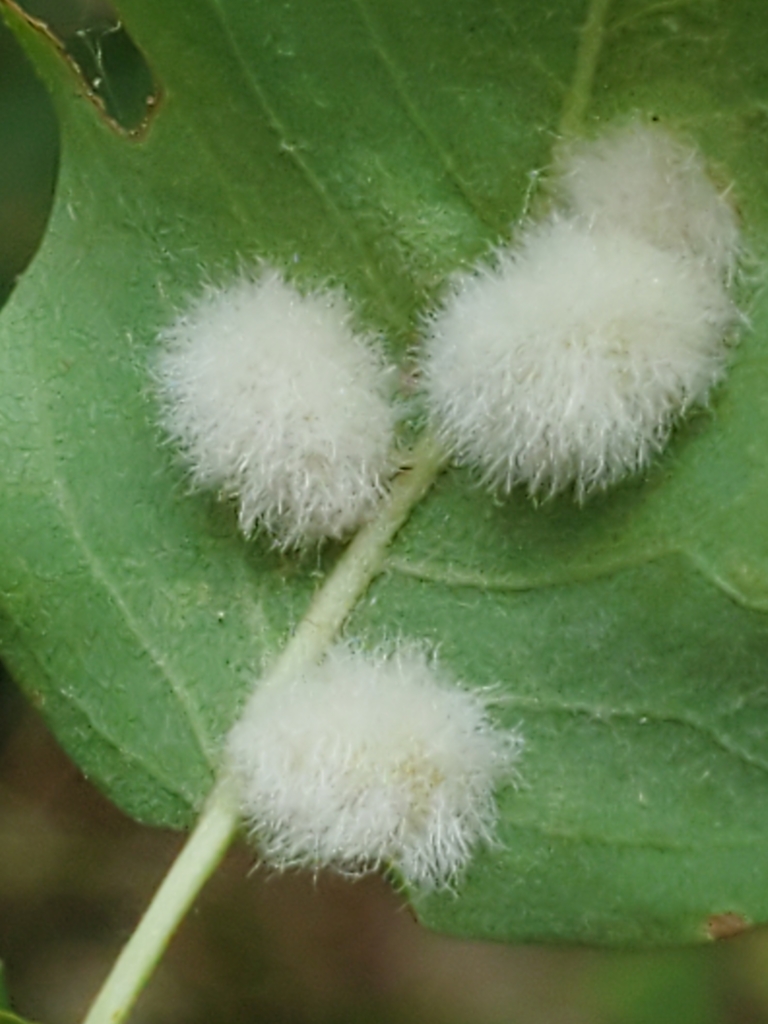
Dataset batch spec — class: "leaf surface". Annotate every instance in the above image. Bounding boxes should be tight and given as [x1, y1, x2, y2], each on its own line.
[2, 0, 768, 945]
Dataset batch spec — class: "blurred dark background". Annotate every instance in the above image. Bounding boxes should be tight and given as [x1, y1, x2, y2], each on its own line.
[2, 3, 768, 1021]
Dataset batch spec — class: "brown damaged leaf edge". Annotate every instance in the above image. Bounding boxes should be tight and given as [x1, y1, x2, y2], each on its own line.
[0, 0, 161, 139]
[706, 912, 750, 941]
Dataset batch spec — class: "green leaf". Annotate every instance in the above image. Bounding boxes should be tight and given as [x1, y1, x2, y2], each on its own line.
[2, 0, 768, 947]
[0, 11, 57, 303]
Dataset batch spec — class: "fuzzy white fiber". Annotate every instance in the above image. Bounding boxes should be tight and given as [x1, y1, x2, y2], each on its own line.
[559, 122, 740, 281]
[156, 269, 396, 547]
[422, 123, 741, 498]
[226, 645, 522, 887]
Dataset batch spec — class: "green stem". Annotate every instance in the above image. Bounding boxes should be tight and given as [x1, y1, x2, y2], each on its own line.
[558, 0, 613, 139]
[81, 433, 447, 1024]
[81, 777, 240, 1024]
[265, 432, 448, 685]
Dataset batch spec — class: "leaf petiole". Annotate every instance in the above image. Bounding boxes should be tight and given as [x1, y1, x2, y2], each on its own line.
[81, 432, 447, 1024]
[81, 776, 240, 1024]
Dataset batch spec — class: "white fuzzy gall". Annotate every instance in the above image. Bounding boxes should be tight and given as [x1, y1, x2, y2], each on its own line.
[558, 122, 740, 282]
[422, 216, 738, 498]
[226, 645, 522, 887]
[422, 122, 742, 498]
[156, 268, 396, 547]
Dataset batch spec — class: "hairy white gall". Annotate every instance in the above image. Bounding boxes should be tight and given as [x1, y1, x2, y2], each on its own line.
[558, 122, 740, 282]
[226, 645, 522, 887]
[156, 268, 396, 547]
[422, 123, 741, 499]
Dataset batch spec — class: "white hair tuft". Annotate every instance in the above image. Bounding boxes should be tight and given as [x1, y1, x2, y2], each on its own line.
[156, 268, 397, 547]
[558, 121, 740, 282]
[227, 644, 522, 887]
[422, 123, 741, 499]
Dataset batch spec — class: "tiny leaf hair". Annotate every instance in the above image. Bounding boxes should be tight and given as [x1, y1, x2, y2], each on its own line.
[156, 267, 397, 547]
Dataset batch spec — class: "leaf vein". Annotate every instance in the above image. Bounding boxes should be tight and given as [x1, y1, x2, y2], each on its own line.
[502, 817, 763, 852]
[492, 2, 569, 96]
[384, 548, 671, 593]
[503, 695, 768, 777]
[53, 682, 200, 809]
[50, 476, 218, 768]
[19, 329, 217, 771]
[206, 0, 406, 329]
[348, 0, 496, 229]
[0, 601, 198, 808]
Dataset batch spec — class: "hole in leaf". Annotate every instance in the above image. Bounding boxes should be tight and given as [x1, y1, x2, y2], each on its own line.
[706, 912, 749, 941]
[14, 0, 158, 134]
[0, 15, 58, 306]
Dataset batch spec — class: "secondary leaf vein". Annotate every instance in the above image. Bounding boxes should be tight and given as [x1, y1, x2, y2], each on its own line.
[501, 695, 768, 777]
[20, 315, 217, 771]
[384, 547, 671, 593]
[50, 475, 218, 768]
[0, 602, 198, 807]
[206, 0, 406, 330]
[501, 817, 763, 852]
[349, 0, 496, 229]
